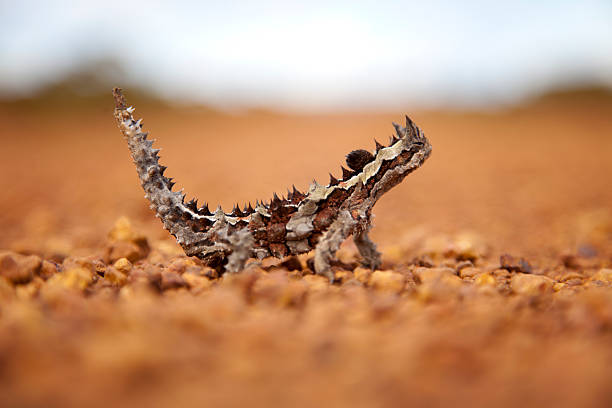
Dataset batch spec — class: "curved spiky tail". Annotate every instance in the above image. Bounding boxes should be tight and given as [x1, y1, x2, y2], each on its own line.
[112, 88, 212, 253]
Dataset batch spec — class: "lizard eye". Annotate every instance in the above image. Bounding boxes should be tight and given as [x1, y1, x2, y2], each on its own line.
[346, 149, 375, 172]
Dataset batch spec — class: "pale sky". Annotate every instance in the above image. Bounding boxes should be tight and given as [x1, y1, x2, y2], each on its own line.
[1, 0, 611, 110]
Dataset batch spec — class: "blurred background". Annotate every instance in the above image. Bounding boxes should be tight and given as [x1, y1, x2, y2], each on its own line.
[0, 0, 611, 260]
[2, 0, 612, 110]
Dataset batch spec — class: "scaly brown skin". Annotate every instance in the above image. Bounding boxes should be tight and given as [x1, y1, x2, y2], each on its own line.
[113, 87, 432, 281]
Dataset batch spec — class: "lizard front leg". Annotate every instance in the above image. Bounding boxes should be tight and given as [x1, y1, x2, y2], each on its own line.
[353, 227, 382, 270]
[313, 209, 357, 282]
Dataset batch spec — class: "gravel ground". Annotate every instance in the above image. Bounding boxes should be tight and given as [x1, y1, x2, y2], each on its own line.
[0, 95, 611, 407]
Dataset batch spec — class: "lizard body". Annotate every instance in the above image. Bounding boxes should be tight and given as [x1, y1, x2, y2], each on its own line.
[112, 88, 432, 281]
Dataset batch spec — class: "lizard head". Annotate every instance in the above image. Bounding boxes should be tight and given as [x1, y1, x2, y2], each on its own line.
[338, 116, 431, 201]
[388, 115, 432, 171]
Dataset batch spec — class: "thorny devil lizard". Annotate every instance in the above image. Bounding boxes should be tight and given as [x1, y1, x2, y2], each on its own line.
[113, 88, 432, 282]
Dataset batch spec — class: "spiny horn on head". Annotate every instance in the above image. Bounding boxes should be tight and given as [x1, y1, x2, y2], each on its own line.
[185, 198, 198, 212]
[405, 115, 419, 140]
[291, 185, 305, 203]
[200, 202, 211, 215]
[328, 173, 339, 186]
[270, 193, 282, 209]
[374, 139, 384, 153]
[388, 135, 399, 146]
[230, 204, 243, 217]
[392, 122, 406, 138]
[341, 166, 353, 180]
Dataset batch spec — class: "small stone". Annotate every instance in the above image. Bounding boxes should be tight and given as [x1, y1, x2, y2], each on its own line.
[510, 273, 554, 295]
[287, 269, 304, 279]
[439, 274, 463, 288]
[416, 275, 463, 302]
[459, 267, 482, 279]
[108, 216, 136, 241]
[334, 270, 353, 284]
[474, 281, 499, 296]
[412, 255, 435, 268]
[251, 271, 289, 302]
[492, 268, 511, 279]
[368, 270, 405, 294]
[453, 232, 487, 260]
[22, 255, 42, 278]
[113, 257, 133, 275]
[584, 279, 607, 289]
[182, 273, 213, 293]
[0, 252, 41, 284]
[474, 273, 496, 286]
[496, 281, 513, 296]
[48, 268, 93, 291]
[107, 240, 149, 263]
[302, 274, 329, 292]
[44, 238, 72, 262]
[353, 267, 372, 284]
[420, 233, 487, 260]
[63, 256, 106, 276]
[590, 268, 612, 284]
[105, 217, 150, 263]
[280, 256, 303, 271]
[553, 282, 566, 292]
[196, 266, 219, 280]
[455, 260, 474, 272]
[413, 267, 455, 283]
[104, 266, 127, 286]
[557, 272, 584, 283]
[160, 270, 188, 291]
[16, 277, 44, 300]
[577, 244, 597, 258]
[440, 260, 457, 269]
[166, 257, 199, 274]
[342, 278, 363, 288]
[39, 260, 59, 280]
[500, 254, 533, 274]
[560, 253, 581, 269]
[278, 280, 308, 308]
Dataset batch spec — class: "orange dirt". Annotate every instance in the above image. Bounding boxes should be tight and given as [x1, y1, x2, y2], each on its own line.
[0, 96, 611, 407]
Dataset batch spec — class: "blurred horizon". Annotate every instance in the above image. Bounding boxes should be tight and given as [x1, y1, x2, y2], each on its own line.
[1, 1, 612, 112]
[2, 58, 612, 116]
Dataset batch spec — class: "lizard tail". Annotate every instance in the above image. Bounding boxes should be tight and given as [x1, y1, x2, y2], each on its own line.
[112, 87, 215, 247]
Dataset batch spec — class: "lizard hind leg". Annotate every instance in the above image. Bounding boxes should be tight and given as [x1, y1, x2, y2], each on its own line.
[353, 228, 382, 270]
[224, 228, 255, 274]
[313, 209, 358, 283]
